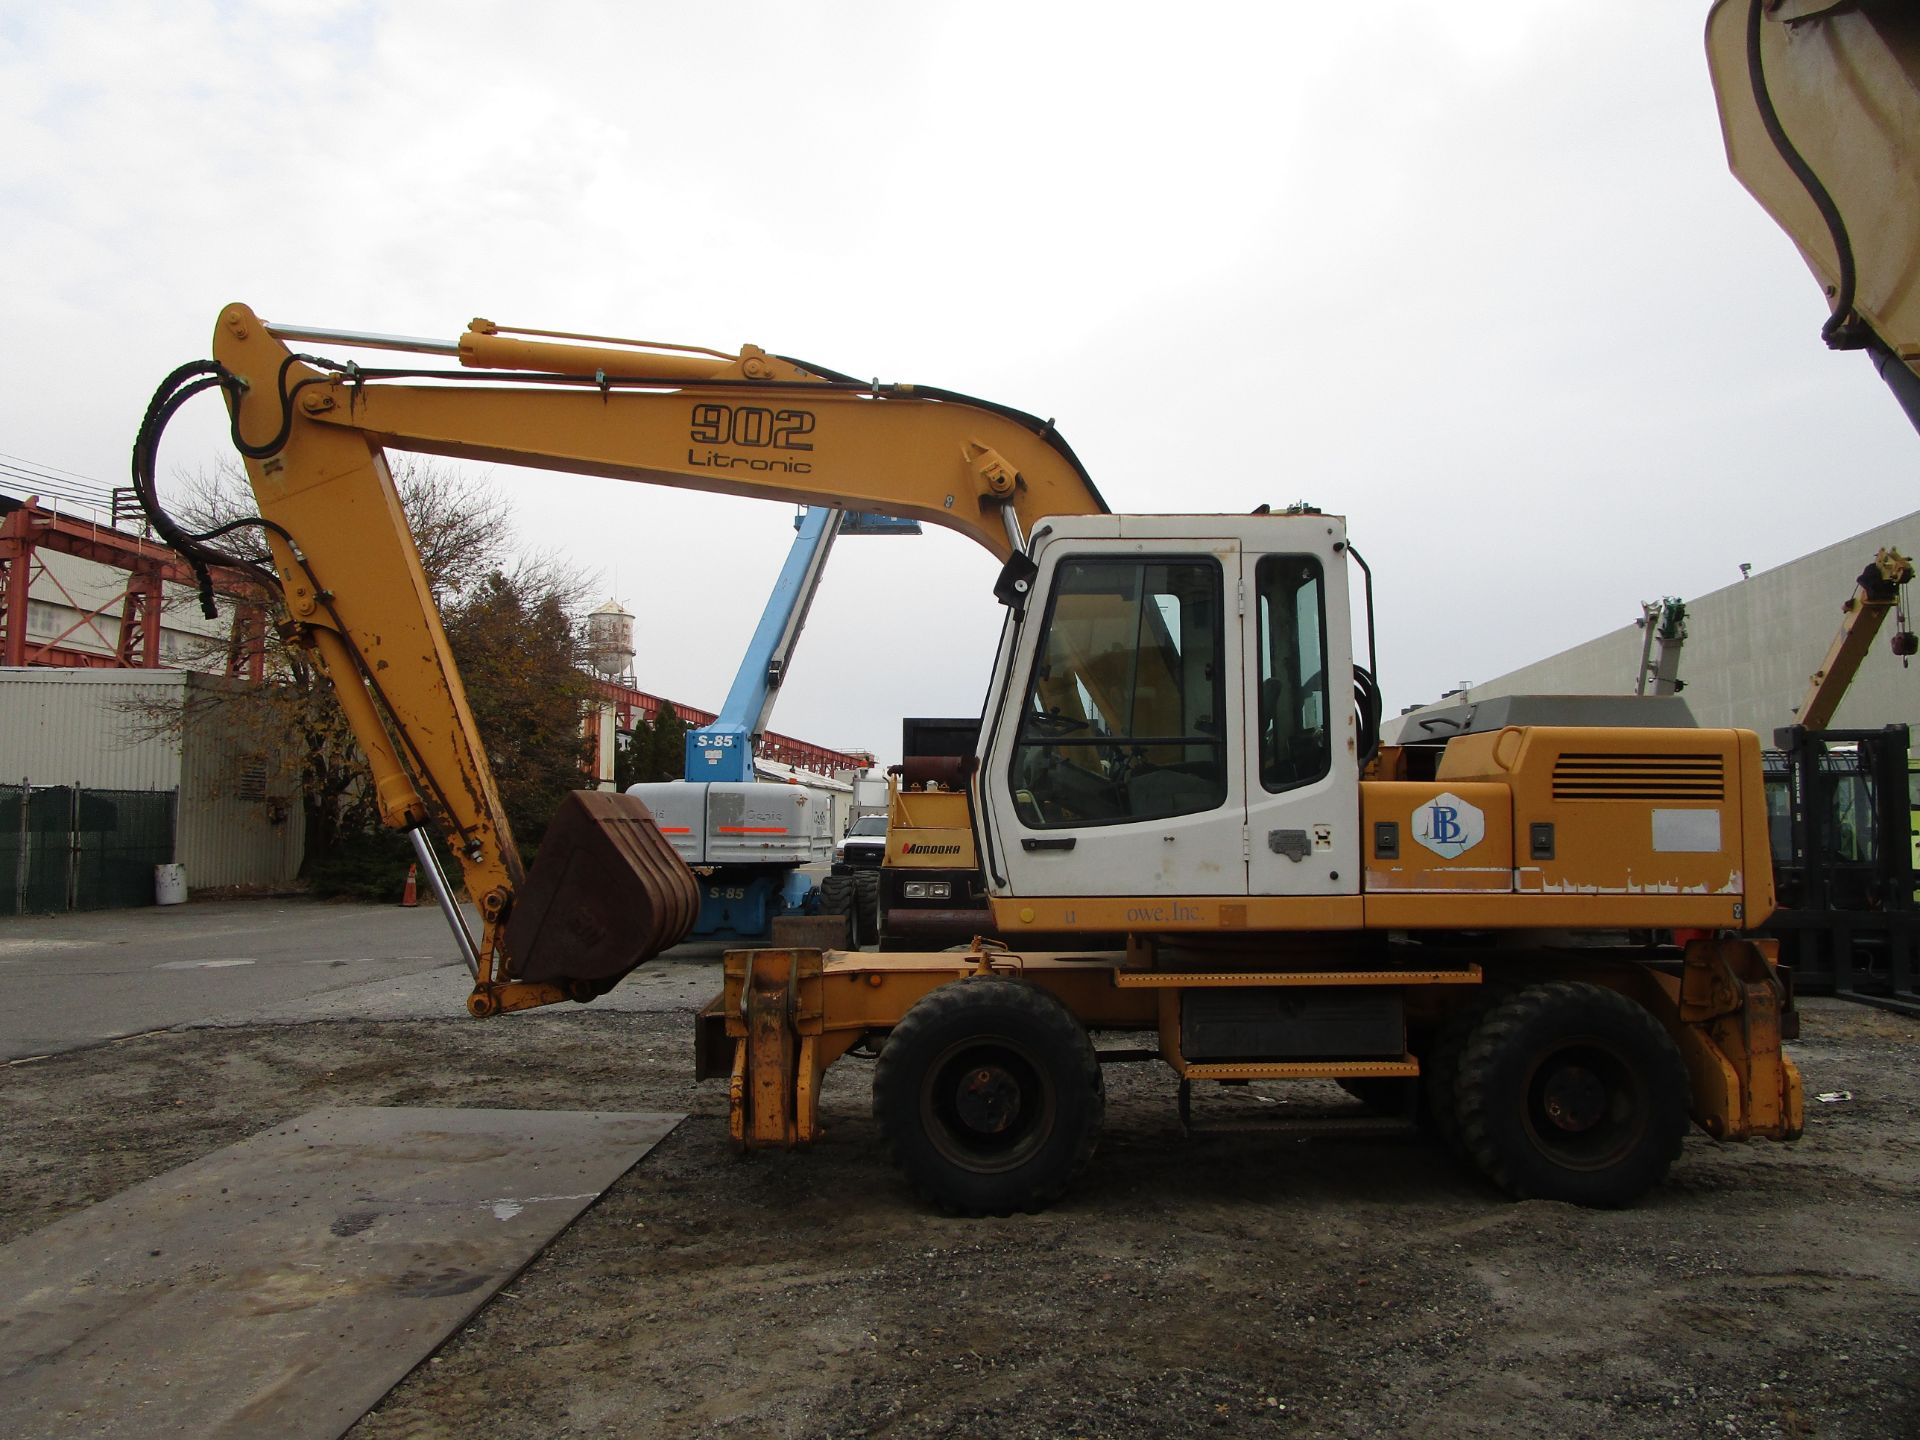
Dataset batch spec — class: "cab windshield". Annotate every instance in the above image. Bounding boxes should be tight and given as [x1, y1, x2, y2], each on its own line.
[1009, 556, 1226, 828]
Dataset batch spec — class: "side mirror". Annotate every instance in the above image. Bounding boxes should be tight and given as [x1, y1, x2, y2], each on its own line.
[993, 552, 1039, 615]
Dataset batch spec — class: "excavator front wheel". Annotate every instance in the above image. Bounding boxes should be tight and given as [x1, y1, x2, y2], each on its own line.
[872, 978, 1103, 1216]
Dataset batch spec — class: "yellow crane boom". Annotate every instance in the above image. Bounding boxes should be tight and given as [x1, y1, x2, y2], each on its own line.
[1792, 547, 1916, 731]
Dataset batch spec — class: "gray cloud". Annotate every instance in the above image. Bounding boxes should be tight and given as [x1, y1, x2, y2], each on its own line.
[2, 1, 1910, 759]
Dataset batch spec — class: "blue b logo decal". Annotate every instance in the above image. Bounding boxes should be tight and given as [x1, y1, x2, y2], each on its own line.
[1414, 793, 1482, 860]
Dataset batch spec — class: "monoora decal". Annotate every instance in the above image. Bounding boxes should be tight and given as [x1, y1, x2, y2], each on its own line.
[902, 842, 962, 855]
[1413, 793, 1484, 860]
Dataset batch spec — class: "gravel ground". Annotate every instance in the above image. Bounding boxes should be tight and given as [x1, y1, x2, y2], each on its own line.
[2, 986, 1915, 1439]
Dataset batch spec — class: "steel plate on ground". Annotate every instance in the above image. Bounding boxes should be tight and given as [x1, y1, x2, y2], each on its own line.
[0, 1105, 682, 1440]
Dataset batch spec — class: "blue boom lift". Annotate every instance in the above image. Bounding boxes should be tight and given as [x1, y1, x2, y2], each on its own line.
[628, 506, 915, 942]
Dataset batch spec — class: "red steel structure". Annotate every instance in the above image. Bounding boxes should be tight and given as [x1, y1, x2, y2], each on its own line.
[0, 496, 267, 679]
[592, 677, 869, 778]
[3, 495, 862, 778]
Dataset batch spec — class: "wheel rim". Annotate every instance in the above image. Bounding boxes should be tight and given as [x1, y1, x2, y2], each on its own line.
[1520, 1039, 1646, 1171]
[920, 1035, 1056, 1174]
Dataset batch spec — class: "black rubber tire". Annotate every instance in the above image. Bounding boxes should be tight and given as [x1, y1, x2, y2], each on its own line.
[1336, 1077, 1418, 1116]
[852, 870, 881, 948]
[1423, 1002, 1489, 1165]
[872, 978, 1103, 1216]
[1453, 982, 1689, 1207]
[817, 873, 856, 945]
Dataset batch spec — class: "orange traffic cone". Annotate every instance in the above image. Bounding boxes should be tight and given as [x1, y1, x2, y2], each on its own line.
[401, 864, 419, 907]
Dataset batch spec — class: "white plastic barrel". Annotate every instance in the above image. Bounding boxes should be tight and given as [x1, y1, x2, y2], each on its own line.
[154, 864, 188, 906]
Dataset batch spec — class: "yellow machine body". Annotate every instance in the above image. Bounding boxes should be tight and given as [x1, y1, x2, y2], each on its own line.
[711, 936, 1802, 1153]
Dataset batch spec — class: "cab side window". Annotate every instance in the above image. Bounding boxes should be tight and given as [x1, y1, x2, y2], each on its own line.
[1010, 557, 1226, 828]
[1256, 555, 1331, 792]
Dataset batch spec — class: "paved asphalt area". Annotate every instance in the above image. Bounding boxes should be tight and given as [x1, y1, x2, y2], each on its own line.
[0, 899, 725, 1062]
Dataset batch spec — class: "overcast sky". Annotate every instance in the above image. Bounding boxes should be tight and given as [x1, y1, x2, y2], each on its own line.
[3, 2, 1914, 762]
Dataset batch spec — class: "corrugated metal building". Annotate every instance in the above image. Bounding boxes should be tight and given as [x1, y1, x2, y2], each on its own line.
[1387, 509, 1920, 744]
[0, 668, 303, 889]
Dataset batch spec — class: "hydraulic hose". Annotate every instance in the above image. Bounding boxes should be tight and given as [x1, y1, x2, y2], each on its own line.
[1744, 0, 1864, 350]
[130, 353, 334, 615]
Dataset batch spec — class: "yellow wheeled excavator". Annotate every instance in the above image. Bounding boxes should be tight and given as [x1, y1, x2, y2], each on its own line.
[129, 3, 1919, 1214]
[133, 310, 1800, 1215]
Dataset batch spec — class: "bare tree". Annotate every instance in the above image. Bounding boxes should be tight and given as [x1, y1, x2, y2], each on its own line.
[148, 460, 600, 884]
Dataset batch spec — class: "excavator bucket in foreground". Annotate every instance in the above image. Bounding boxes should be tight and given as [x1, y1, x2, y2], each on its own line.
[504, 791, 700, 988]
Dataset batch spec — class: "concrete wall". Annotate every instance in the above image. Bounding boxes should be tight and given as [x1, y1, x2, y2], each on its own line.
[1388, 509, 1920, 743]
[0, 668, 303, 888]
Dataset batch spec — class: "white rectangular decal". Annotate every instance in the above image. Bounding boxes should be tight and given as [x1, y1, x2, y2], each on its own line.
[1652, 808, 1721, 853]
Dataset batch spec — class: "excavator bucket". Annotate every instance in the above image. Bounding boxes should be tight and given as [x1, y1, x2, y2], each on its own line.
[504, 791, 700, 988]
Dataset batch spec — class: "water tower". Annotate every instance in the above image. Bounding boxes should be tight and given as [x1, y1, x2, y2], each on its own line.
[586, 599, 634, 684]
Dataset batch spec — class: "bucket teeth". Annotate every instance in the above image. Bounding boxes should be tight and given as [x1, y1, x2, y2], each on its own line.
[503, 791, 700, 987]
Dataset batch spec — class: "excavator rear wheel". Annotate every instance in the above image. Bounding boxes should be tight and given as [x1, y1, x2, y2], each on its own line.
[1453, 982, 1688, 1208]
[872, 978, 1103, 1216]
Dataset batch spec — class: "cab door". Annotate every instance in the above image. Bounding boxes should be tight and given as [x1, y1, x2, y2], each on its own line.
[981, 529, 1247, 896]
[1241, 530, 1361, 898]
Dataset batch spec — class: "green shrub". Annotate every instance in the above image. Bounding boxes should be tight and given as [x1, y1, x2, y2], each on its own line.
[306, 827, 456, 903]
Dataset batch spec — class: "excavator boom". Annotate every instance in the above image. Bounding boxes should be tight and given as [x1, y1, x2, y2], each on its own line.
[247, 310, 1106, 560]
[150, 305, 1108, 1013]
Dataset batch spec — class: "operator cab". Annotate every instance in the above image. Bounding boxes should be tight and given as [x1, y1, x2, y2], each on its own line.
[977, 513, 1359, 901]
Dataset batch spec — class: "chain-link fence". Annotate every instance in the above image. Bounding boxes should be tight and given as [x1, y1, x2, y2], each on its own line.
[0, 783, 178, 914]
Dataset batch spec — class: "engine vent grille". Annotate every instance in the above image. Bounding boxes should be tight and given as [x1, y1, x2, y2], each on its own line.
[1552, 753, 1725, 802]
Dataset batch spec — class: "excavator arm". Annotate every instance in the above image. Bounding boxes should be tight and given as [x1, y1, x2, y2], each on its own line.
[139, 304, 1106, 1015]
[1706, 0, 1920, 430]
